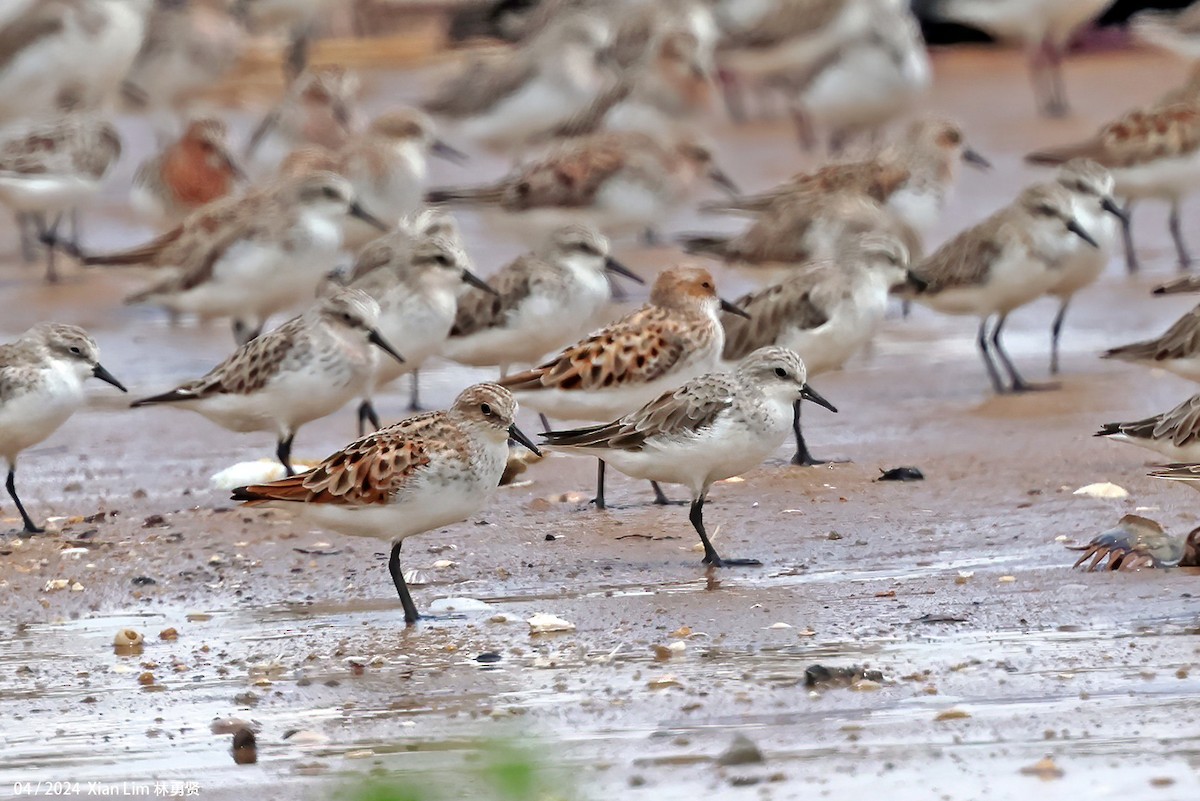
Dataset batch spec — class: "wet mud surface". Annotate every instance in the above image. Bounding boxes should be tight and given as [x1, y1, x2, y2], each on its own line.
[3, 48, 1200, 799]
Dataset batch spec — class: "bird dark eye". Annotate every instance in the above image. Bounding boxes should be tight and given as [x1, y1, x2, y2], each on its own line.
[701, 281, 712, 289]
[480, 403, 492, 416]
[774, 367, 787, 378]
[434, 254, 450, 266]
[323, 187, 338, 199]
[1036, 204, 1056, 216]
[69, 346, 82, 356]
[341, 312, 355, 323]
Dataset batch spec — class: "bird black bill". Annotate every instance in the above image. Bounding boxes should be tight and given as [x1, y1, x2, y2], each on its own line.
[462, 269, 499, 295]
[367, 329, 406, 365]
[508, 423, 542, 456]
[905, 270, 928, 292]
[92, 363, 127, 392]
[603, 257, 644, 284]
[431, 139, 469, 164]
[709, 167, 740, 196]
[350, 202, 390, 231]
[719, 297, 751, 319]
[1066, 219, 1099, 248]
[801, 383, 837, 413]
[1101, 196, 1128, 223]
[962, 148, 992, 170]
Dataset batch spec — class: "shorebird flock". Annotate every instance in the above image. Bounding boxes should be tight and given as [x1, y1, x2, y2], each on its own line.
[4, 0, 1200, 621]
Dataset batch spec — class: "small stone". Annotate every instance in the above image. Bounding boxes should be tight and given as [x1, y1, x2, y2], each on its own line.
[233, 691, 259, 706]
[142, 514, 166, 528]
[1019, 756, 1064, 780]
[232, 728, 257, 765]
[717, 734, 764, 766]
[113, 629, 144, 652]
[137, 671, 155, 686]
[475, 652, 502, 664]
[159, 628, 179, 641]
[527, 613, 575, 633]
[935, 708, 970, 721]
[131, 576, 156, 586]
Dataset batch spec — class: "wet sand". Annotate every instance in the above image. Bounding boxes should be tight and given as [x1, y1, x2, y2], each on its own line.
[2, 46, 1200, 800]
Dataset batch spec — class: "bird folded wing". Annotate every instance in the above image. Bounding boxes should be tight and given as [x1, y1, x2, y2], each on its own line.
[450, 258, 534, 337]
[501, 308, 692, 391]
[722, 272, 830, 360]
[236, 422, 438, 505]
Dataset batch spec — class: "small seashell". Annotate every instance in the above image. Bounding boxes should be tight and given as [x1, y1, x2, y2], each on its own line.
[527, 613, 575, 633]
[1073, 482, 1128, 500]
[431, 560, 455, 569]
[767, 622, 792, 630]
[113, 629, 144, 648]
[1019, 756, 1064, 780]
[42, 579, 69, 592]
[934, 708, 970, 721]
[646, 674, 682, 689]
[428, 597, 493, 613]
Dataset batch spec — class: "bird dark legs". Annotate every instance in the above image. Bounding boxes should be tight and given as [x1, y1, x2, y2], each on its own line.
[1030, 40, 1069, 118]
[388, 540, 421, 625]
[1049, 297, 1069, 375]
[651, 481, 673, 505]
[31, 213, 65, 283]
[232, 319, 263, 345]
[790, 399, 842, 466]
[1170, 201, 1192, 271]
[408, 369, 423, 412]
[991, 313, 1057, 393]
[690, 494, 761, 568]
[276, 434, 296, 476]
[6, 465, 43, 535]
[16, 212, 37, 263]
[357, 400, 381, 437]
[1120, 200, 1139, 274]
[592, 459, 607, 509]
[977, 316, 1007, 394]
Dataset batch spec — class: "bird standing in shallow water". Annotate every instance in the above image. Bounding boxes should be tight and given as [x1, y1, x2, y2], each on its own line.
[542, 347, 834, 567]
[232, 384, 541, 625]
[0, 324, 126, 535]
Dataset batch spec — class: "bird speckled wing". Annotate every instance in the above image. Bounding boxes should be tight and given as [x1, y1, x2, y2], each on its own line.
[914, 219, 1007, 294]
[499, 305, 710, 391]
[1027, 103, 1200, 168]
[718, 0, 847, 51]
[234, 412, 462, 505]
[1098, 394, 1200, 449]
[135, 318, 314, 403]
[423, 53, 538, 119]
[1104, 304, 1200, 365]
[450, 256, 537, 337]
[542, 373, 736, 450]
[721, 267, 831, 360]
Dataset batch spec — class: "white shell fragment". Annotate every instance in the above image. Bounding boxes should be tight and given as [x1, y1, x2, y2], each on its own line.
[1073, 482, 1129, 500]
[209, 460, 318, 490]
[428, 597, 494, 613]
[527, 613, 576, 633]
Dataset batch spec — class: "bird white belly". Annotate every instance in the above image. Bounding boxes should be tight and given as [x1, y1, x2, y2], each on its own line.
[1108, 433, 1200, 464]
[0, 175, 99, 213]
[1112, 152, 1200, 200]
[0, 370, 83, 462]
[600, 414, 787, 495]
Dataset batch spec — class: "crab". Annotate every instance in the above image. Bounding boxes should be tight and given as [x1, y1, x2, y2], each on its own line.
[1069, 514, 1200, 571]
